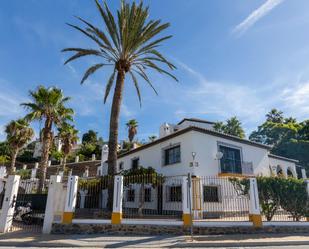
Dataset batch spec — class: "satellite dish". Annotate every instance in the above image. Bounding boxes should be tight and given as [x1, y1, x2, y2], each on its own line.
[216, 152, 223, 160]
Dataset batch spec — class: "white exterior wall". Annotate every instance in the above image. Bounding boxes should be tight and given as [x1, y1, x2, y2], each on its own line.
[269, 157, 297, 177]
[117, 130, 271, 177]
[189, 132, 270, 177]
[118, 131, 196, 176]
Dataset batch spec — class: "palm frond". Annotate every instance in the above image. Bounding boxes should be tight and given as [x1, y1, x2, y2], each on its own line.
[129, 71, 142, 107]
[81, 63, 105, 84]
[104, 69, 116, 103]
[62, 49, 102, 65]
[132, 67, 158, 95]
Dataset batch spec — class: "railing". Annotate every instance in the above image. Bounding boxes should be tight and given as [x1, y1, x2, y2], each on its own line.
[192, 176, 250, 221]
[122, 174, 182, 220]
[219, 159, 254, 175]
[75, 176, 114, 219]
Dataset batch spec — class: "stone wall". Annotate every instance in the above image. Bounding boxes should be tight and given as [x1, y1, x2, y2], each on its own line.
[52, 223, 309, 235]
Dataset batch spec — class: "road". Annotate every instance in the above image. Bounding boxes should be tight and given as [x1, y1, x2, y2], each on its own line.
[0, 233, 308, 248]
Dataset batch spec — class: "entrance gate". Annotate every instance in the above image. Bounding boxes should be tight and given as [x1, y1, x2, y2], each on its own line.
[10, 179, 47, 233]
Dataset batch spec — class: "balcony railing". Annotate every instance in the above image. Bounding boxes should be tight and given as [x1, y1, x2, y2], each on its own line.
[219, 158, 254, 175]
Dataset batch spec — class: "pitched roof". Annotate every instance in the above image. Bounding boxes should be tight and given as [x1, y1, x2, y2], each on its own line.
[118, 126, 271, 158]
[268, 154, 299, 163]
[177, 118, 215, 125]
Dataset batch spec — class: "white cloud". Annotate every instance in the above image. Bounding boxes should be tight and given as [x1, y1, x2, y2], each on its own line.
[175, 61, 266, 125]
[280, 81, 309, 118]
[233, 0, 284, 36]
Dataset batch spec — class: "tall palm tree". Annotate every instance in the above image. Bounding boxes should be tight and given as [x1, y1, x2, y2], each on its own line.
[22, 86, 74, 191]
[126, 119, 138, 143]
[58, 123, 79, 172]
[5, 119, 34, 174]
[62, 0, 177, 177]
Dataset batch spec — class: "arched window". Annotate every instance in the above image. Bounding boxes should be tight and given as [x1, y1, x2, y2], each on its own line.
[276, 165, 284, 177]
[287, 167, 294, 178]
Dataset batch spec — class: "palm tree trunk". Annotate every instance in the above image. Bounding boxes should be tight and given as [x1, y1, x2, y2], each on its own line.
[9, 149, 18, 175]
[62, 155, 67, 173]
[107, 70, 125, 211]
[38, 119, 52, 193]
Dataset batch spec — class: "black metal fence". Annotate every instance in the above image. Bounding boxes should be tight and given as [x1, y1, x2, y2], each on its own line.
[11, 179, 47, 233]
[75, 176, 113, 219]
[193, 176, 250, 221]
[122, 174, 183, 219]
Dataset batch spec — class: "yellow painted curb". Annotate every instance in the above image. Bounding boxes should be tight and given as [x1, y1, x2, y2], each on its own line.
[183, 213, 192, 226]
[62, 212, 73, 224]
[111, 212, 122, 224]
[251, 214, 263, 228]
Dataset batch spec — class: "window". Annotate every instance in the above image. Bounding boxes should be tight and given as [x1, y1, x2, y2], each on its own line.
[168, 186, 182, 202]
[144, 188, 151, 202]
[119, 162, 124, 171]
[127, 189, 135, 202]
[219, 145, 242, 174]
[203, 186, 220, 202]
[131, 158, 139, 170]
[164, 145, 181, 165]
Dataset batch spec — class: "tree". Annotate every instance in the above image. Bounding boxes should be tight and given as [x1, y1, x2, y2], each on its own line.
[62, 0, 177, 179]
[148, 135, 157, 142]
[5, 119, 34, 174]
[22, 86, 74, 191]
[82, 130, 98, 144]
[213, 117, 245, 138]
[58, 123, 79, 171]
[249, 110, 309, 171]
[266, 109, 284, 123]
[0, 142, 10, 158]
[126, 119, 138, 143]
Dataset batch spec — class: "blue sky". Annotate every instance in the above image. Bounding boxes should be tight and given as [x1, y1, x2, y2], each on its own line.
[1, 0, 309, 142]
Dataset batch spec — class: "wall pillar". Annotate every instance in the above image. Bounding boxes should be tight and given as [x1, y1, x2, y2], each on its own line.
[249, 178, 262, 227]
[111, 175, 123, 224]
[42, 175, 62, 234]
[62, 176, 79, 224]
[0, 175, 20, 233]
[305, 180, 309, 221]
[302, 169, 307, 179]
[182, 176, 192, 226]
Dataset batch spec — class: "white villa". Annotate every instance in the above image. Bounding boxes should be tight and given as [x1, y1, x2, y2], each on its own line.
[109, 118, 300, 179]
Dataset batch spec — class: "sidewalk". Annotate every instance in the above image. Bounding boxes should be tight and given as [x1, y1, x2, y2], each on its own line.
[0, 232, 308, 248]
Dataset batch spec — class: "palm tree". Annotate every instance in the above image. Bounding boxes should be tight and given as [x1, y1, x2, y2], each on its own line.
[58, 123, 79, 172]
[22, 86, 74, 191]
[5, 119, 34, 174]
[148, 135, 157, 142]
[62, 0, 177, 178]
[126, 119, 138, 143]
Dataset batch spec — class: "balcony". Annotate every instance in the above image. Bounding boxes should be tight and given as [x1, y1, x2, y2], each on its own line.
[219, 158, 254, 177]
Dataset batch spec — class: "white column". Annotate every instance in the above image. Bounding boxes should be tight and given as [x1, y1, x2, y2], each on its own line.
[302, 169, 307, 179]
[75, 156, 79, 163]
[63, 176, 79, 224]
[42, 175, 62, 234]
[91, 154, 96, 161]
[0, 175, 21, 233]
[111, 175, 123, 224]
[182, 175, 192, 226]
[249, 177, 262, 227]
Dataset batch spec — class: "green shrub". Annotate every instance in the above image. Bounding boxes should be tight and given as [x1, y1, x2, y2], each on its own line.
[230, 176, 309, 221]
